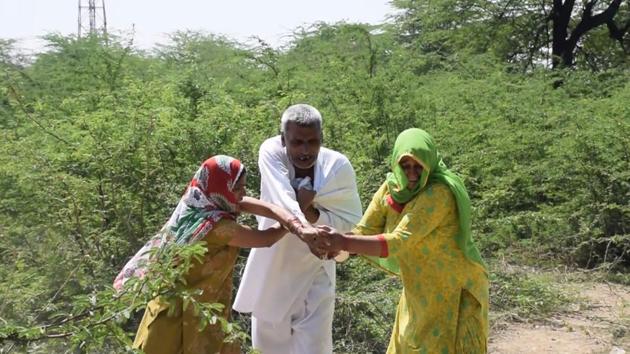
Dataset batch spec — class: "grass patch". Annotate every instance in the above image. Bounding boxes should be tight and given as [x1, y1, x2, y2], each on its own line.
[490, 263, 573, 325]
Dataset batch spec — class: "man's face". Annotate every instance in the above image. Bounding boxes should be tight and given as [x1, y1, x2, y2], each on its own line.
[282, 121, 322, 170]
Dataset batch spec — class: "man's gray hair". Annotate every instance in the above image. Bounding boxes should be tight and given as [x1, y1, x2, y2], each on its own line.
[280, 104, 322, 133]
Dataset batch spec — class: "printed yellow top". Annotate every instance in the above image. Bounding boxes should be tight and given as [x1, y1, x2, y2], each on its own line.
[354, 181, 489, 354]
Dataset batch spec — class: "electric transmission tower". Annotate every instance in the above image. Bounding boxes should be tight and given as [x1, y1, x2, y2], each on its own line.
[77, 0, 108, 38]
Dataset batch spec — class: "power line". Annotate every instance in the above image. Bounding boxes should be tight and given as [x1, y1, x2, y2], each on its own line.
[77, 0, 108, 38]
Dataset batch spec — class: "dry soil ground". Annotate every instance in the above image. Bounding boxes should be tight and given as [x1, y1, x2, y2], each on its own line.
[489, 278, 629, 354]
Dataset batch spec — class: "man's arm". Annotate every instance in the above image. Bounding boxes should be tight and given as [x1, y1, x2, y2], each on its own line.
[257, 138, 306, 223]
[257, 139, 325, 250]
[297, 187, 319, 223]
[311, 159, 363, 233]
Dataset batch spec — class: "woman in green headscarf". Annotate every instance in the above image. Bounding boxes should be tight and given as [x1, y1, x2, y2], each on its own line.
[318, 128, 489, 353]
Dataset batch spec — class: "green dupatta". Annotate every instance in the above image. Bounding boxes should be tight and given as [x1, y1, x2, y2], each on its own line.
[368, 128, 486, 274]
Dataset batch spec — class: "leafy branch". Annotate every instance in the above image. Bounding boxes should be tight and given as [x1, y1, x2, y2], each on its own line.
[0, 243, 248, 352]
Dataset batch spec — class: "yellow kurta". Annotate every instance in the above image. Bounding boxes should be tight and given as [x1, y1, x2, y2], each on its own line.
[353, 182, 489, 354]
[133, 219, 242, 354]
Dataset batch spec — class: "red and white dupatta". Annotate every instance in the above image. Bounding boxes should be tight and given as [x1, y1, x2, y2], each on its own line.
[113, 155, 244, 291]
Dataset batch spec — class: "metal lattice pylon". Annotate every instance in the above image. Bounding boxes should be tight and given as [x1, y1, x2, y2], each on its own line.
[77, 0, 107, 38]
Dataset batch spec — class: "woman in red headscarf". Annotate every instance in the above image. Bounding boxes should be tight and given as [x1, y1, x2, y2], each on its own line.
[114, 155, 315, 354]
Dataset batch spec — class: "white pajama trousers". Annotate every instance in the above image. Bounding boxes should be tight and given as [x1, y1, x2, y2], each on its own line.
[251, 267, 335, 354]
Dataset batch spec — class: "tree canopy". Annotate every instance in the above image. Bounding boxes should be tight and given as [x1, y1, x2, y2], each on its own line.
[1, 5, 628, 352]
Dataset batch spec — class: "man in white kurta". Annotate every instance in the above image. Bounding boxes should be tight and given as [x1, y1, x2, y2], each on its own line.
[233, 104, 362, 354]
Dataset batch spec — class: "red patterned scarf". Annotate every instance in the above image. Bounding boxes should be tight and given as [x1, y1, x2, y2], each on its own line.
[113, 155, 244, 291]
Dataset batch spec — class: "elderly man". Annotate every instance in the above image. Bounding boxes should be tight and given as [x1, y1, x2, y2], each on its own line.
[233, 104, 362, 354]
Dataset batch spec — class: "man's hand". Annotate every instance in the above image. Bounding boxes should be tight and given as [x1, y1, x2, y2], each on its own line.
[296, 224, 319, 243]
[296, 224, 330, 259]
[296, 188, 316, 210]
[297, 188, 319, 223]
[314, 225, 345, 255]
[303, 205, 320, 224]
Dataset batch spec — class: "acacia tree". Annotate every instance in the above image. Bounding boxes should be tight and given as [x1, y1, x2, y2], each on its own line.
[551, 0, 629, 68]
[390, 0, 630, 69]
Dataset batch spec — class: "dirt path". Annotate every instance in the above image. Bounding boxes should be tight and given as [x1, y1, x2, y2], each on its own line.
[489, 281, 629, 354]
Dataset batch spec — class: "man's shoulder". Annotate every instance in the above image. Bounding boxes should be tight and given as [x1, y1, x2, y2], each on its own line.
[319, 146, 354, 171]
[260, 135, 282, 151]
[318, 147, 354, 176]
[259, 136, 285, 161]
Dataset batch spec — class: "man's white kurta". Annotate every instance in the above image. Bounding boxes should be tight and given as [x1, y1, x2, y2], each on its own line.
[233, 136, 362, 324]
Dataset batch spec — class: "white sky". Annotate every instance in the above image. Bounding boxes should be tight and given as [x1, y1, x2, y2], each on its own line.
[0, 0, 394, 53]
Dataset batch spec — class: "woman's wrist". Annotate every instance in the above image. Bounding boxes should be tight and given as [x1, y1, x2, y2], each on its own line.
[340, 235, 350, 252]
[284, 216, 303, 235]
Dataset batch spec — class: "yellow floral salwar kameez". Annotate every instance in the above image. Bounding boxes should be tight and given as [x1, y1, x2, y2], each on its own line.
[354, 181, 489, 354]
[133, 219, 242, 354]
